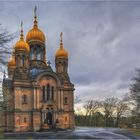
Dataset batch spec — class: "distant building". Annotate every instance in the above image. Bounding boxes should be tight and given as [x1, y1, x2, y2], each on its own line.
[2, 7, 75, 132]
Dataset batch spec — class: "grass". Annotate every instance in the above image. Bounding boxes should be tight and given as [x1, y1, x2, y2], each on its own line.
[128, 128, 140, 136]
[0, 127, 4, 139]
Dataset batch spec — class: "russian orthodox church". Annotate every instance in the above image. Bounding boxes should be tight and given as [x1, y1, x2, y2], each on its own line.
[2, 7, 75, 132]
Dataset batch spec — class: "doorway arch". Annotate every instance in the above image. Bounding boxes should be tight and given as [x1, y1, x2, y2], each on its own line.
[46, 112, 53, 125]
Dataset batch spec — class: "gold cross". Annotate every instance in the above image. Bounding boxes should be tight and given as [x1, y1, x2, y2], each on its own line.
[34, 6, 37, 17]
[60, 32, 63, 40]
[21, 21, 23, 31]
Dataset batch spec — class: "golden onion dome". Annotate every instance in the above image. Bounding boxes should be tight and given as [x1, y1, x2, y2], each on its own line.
[8, 57, 16, 67]
[15, 22, 30, 52]
[26, 6, 45, 44]
[55, 32, 68, 59]
[8, 50, 16, 68]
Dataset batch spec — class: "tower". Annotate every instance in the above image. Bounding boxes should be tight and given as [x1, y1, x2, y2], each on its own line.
[26, 6, 46, 68]
[14, 22, 30, 79]
[55, 32, 70, 82]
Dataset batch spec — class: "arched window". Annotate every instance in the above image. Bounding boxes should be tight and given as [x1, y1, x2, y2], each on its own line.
[51, 86, 54, 100]
[63, 62, 66, 72]
[65, 116, 67, 122]
[64, 97, 68, 104]
[47, 84, 50, 100]
[34, 47, 37, 60]
[24, 117, 27, 123]
[30, 47, 34, 60]
[42, 86, 45, 102]
[41, 49, 44, 60]
[37, 47, 41, 60]
[16, 55, 20, 67]
[63, 62, 67, 73]
[19, 56, 23, 67]
[58, 62, 62, 73]
[22, 55, 25, 67]
[22, 95, 27, 104]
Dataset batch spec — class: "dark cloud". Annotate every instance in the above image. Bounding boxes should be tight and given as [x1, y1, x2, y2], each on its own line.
[0, 1, 140, 102]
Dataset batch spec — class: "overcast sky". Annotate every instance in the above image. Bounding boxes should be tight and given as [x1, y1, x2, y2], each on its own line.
[0, 1, 140, 104]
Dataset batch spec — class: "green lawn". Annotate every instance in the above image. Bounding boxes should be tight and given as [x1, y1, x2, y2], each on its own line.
[0, 128, 4, 139]
[128, 129, 140, 136]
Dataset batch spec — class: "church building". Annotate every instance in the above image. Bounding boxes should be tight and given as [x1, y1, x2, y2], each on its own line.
[2, 7, 75, 132]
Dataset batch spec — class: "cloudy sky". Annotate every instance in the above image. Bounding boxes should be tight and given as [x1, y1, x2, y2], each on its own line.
[0, 1, 140, 105]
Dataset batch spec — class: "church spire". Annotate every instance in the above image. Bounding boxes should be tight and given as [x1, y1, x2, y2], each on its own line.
[60, 32, 63, 49]
[20, 21, 24, 40]
[34, 6, 38, 29]
[26, 6, 46, 44]
[55, 32, 68, 59]
[15, 21, 30, 52]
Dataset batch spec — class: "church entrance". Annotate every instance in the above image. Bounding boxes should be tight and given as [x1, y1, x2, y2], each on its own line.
[45, 112, 53, 125]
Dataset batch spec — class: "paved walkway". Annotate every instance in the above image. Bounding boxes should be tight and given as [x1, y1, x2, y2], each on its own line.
[4, 127, 140, 139]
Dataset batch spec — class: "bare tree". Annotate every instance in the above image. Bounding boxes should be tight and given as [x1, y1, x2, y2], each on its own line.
[0, 23, 14, 100]
[0, 24, 14, 128]
[83, 100, 100, 126]
[91, 100, 100, 115]
[0, 24, 14, 71]
[115, 99, 129, 127]
[0, 78, 13, 128]
[130, 69, 140, 118]
[101, 97, 118, 127]
[83, 100, 93, 116]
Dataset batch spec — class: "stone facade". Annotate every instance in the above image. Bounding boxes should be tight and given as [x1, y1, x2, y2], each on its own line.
[2, 8, 74, 132]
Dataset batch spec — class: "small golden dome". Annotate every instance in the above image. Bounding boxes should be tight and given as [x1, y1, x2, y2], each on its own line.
[26, 6, 45, 44]
[15, 40, 30, 52]
[55, 32, 68, 59]
[15, 22, 30, 52]
[8, 57, 16, 67]
[8, 51, 16, 68]
[55, 47, 68, 58]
